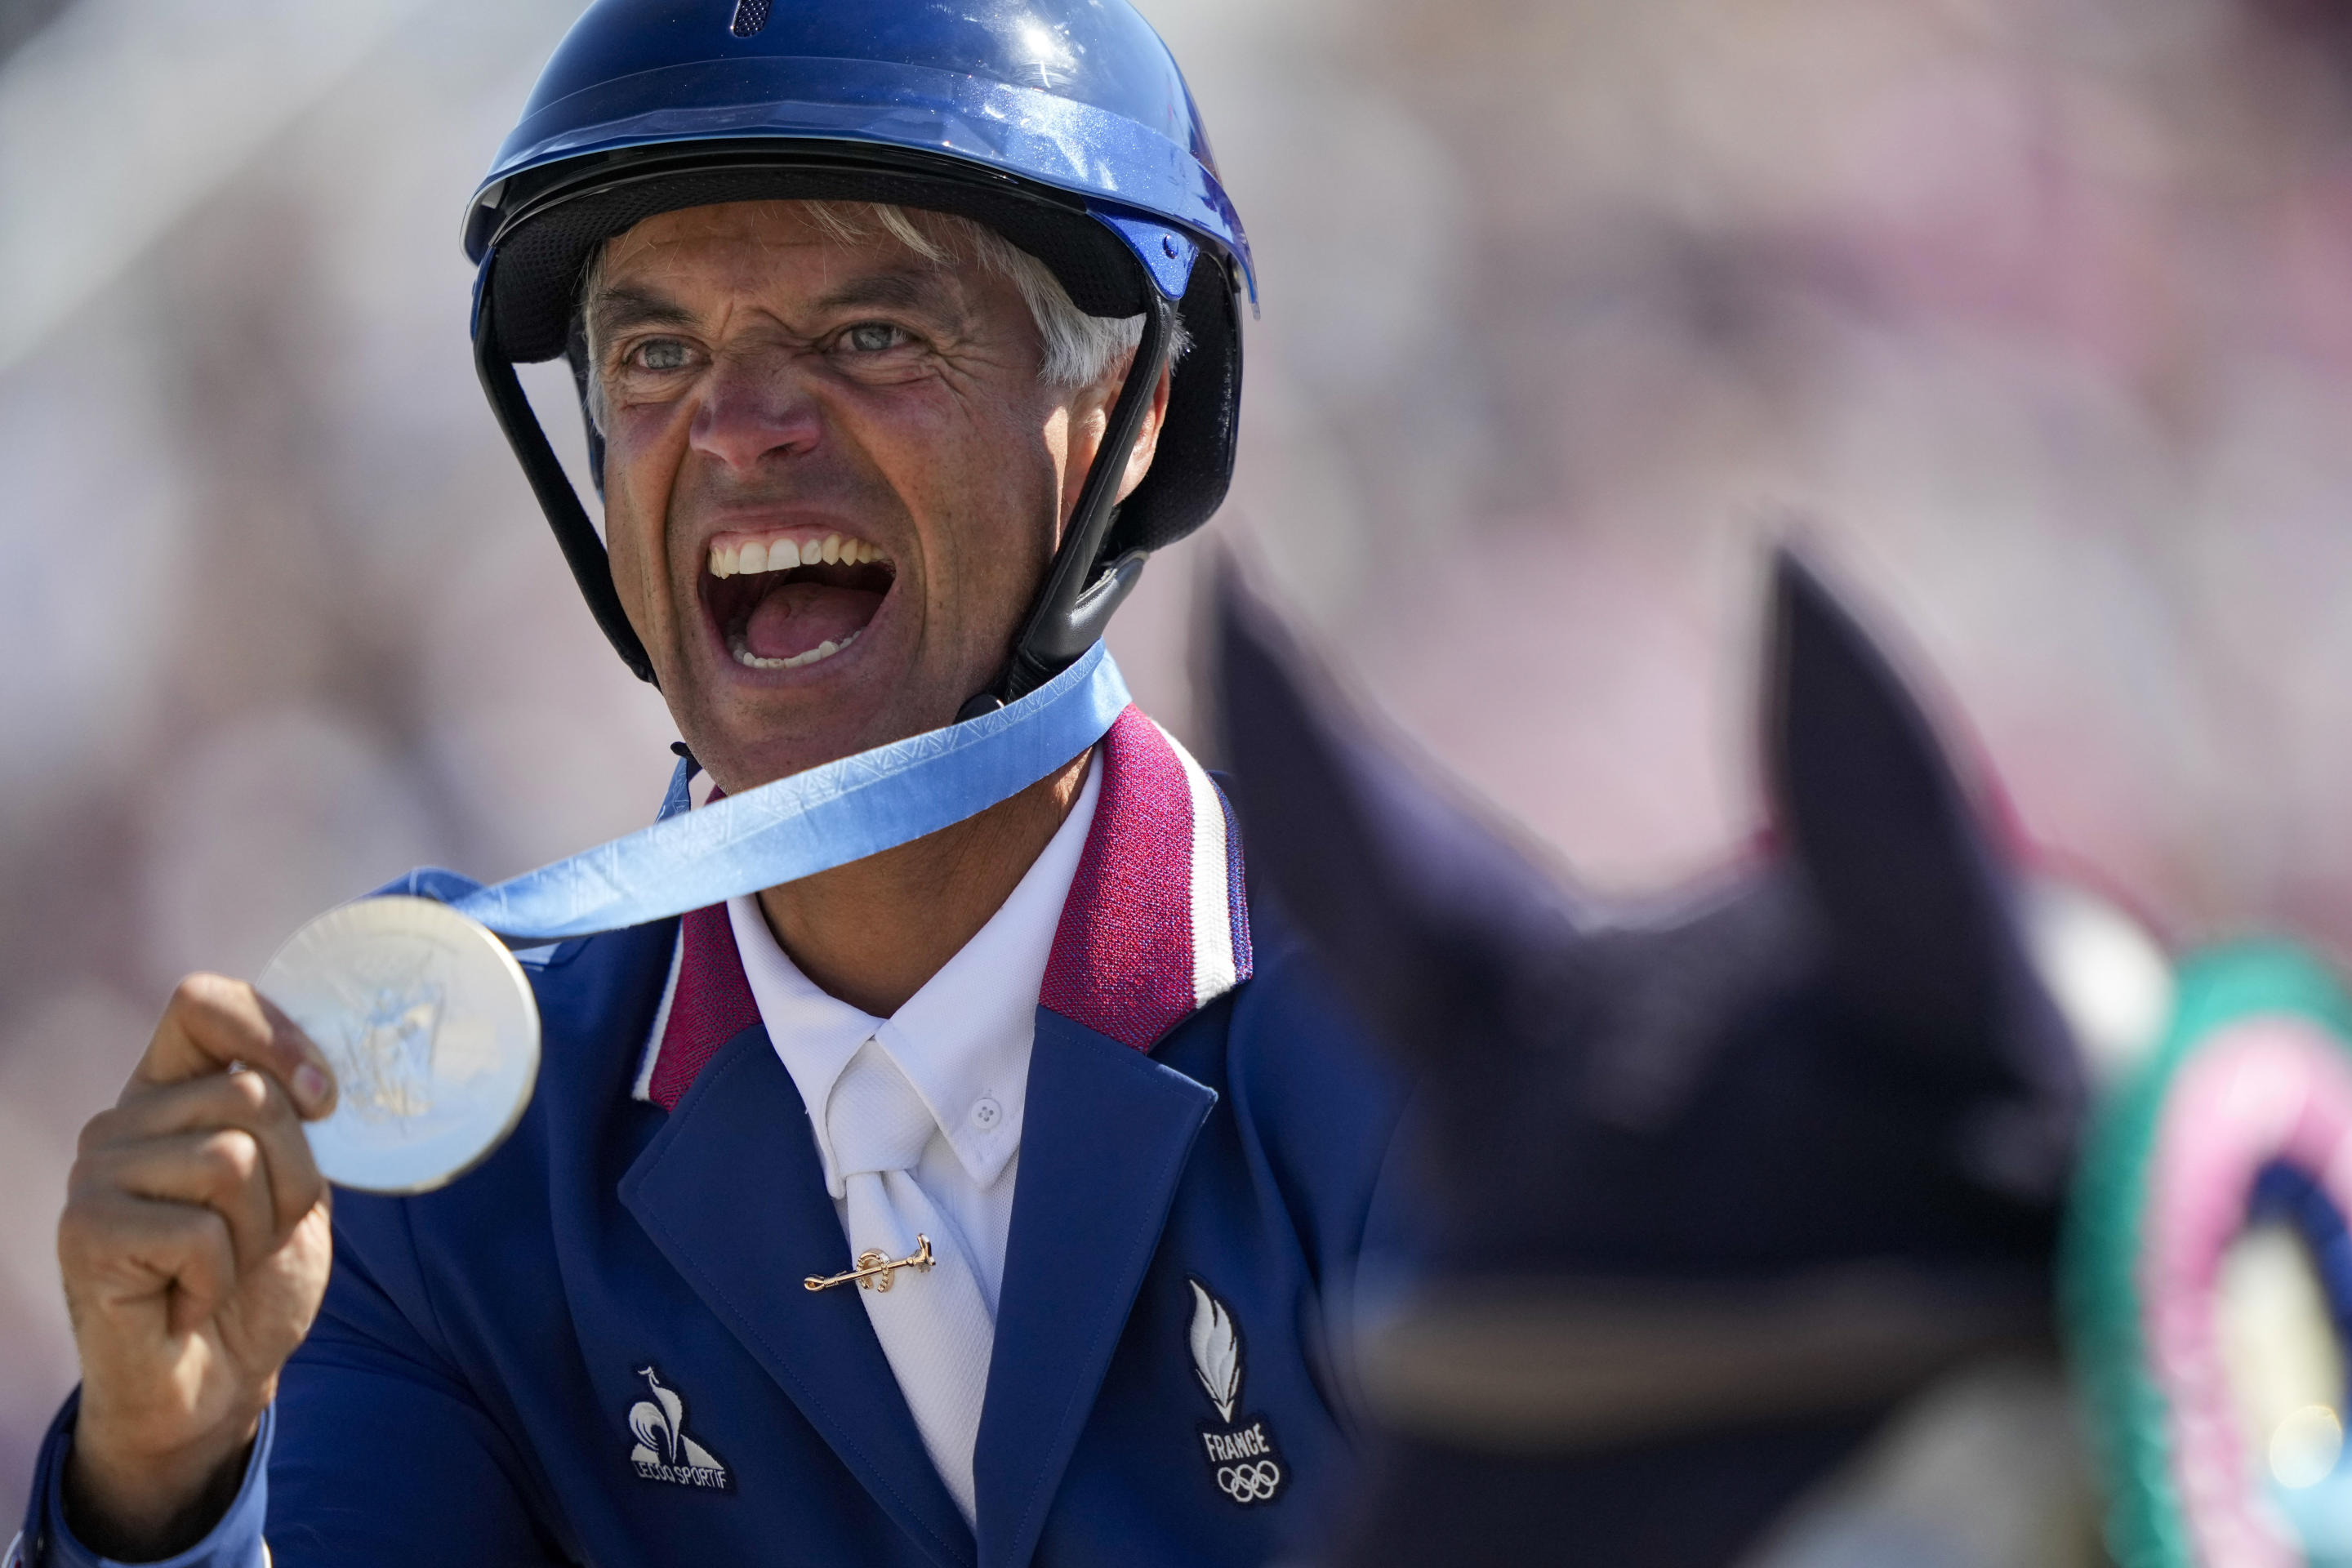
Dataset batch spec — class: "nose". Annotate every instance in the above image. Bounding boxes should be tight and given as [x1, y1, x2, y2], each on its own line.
[688, 347, 822, 472]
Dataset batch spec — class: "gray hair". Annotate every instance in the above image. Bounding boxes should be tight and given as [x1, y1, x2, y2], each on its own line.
[578, 200, 1184, 432]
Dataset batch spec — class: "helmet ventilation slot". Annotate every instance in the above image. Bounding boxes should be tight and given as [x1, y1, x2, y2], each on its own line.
[729, 0, 772, 38]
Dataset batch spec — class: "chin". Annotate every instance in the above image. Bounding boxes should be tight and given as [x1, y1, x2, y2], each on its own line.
[677, 636, 967, 795]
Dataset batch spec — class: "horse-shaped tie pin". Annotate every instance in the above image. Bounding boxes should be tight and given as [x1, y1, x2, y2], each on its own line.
[804, 1236, 934, 1293]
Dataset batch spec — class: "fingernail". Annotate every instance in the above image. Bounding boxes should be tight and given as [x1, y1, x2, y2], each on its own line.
[294, 1063, 331, 1111]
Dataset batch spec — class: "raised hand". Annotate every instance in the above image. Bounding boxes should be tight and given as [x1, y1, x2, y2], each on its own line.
[56, 974, 337, 1560]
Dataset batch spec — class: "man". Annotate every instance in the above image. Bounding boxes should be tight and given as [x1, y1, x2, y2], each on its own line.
[16, 3, 1405, 1564]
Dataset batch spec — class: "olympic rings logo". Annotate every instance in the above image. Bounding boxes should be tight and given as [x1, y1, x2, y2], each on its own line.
[1217, 1460, 1283, 1503]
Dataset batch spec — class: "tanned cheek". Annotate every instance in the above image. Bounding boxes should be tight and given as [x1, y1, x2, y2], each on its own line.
[611, 411, 692, 665]
[863, 394, 969, 624]
[962, 423, 1056, 670]
[614, 466, 665, 624]
[869, 374, 1051, 693]
[603, 492, 653, 646]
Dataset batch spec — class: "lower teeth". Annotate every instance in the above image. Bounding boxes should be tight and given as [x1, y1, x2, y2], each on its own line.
[731, 629, 860, 670]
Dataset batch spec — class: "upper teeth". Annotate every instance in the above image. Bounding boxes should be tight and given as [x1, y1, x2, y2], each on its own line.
[710, 533, 887, 577]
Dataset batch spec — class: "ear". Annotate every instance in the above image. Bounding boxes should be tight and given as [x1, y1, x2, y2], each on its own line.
[564, 320, 609, 501]
[1115, 359, 1176, 503]
[1765, 551, 2056, 1088]
[1211, 554, 1583, 1060]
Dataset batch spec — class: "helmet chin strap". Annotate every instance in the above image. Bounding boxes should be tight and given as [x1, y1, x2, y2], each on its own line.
[957, 291, 1177, 720]
[474, 251, 660, 686]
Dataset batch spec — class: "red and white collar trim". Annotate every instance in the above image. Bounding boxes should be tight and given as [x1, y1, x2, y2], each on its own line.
[634, 706, 1252, 1110]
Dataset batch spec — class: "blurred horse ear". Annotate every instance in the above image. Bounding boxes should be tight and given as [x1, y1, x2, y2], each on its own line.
[1211, 554, 1582, 1058]
[1764, 550, 2029, 1077]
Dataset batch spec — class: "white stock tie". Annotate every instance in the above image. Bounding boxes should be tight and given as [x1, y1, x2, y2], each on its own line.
[824, 1038, 995, 1524]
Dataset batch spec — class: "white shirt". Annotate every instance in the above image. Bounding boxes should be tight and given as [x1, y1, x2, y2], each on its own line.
[725, 754, 1100, 1316]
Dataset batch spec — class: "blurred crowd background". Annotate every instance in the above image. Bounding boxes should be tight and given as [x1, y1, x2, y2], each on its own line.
[9, 0, 2352, 1558]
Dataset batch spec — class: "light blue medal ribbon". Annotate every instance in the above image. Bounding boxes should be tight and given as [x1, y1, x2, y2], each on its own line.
[448, 639, 1129, 941]
[281, 644, 1127, 1194]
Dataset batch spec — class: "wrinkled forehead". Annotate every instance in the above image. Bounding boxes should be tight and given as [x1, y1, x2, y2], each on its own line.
[591, 200, 963, 300]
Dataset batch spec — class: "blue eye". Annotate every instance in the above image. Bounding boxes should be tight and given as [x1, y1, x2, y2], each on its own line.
[843, 323, 909, 353]
[636, 339, 690, 371]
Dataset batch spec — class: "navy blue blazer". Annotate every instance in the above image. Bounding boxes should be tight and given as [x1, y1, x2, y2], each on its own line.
[22, 713, 1407, 1568]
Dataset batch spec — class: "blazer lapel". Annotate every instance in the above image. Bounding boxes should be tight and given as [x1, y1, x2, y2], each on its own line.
[973, 1009, 1217, 1568]
[1040, 708, 1254, 1050]
[617, 710, 1249, 1568]
[620, 1025, 978, 1568]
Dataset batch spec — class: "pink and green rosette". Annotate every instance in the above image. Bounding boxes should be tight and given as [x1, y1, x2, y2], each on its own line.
[2067, 942, 2352, 1568]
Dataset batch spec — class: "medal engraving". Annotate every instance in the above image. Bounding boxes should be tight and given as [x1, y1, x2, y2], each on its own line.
[329, 945, 448, 1126]
[259, 898, 540, 1194]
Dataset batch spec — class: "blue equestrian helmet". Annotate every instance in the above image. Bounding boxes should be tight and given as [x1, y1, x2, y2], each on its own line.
[465, 0, 1254, 695]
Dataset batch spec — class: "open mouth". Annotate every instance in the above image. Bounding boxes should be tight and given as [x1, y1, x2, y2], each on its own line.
[703, 530, 897, 671]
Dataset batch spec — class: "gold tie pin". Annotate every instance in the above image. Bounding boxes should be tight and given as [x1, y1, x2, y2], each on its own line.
[804, 1235, 934, 1294]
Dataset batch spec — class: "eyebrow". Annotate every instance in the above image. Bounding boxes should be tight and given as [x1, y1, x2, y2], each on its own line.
[812, 270, 960, 322]
[584, 284, 696, 345]
[584, 266, 963, 348]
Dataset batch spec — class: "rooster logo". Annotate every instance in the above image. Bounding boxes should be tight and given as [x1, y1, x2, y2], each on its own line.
[626, 1366, 731, 1489]
[1188, 1280, 1244, 1423]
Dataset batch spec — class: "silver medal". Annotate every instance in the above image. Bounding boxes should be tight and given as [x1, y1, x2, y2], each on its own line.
[257, 897, 540, 1194]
